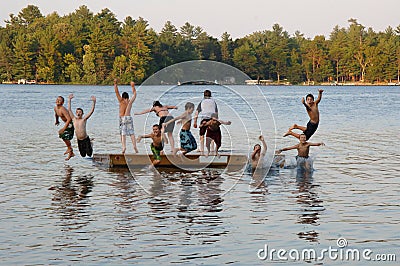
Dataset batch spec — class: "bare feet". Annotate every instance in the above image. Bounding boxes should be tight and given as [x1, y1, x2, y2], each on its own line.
[289, 124, 297, 131]
[64, 148, 72, 155]
[65, 151, 75, 161]
[134, 147, 138, 153]
[122, 148, 126, 154]
[283, 130, 292, 137]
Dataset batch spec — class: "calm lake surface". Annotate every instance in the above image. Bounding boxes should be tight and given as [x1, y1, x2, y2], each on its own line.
[0, 84, 399, 265]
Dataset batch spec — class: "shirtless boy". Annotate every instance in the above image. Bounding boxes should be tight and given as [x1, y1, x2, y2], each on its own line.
[114, 79, 138, 154]
[276, 134, 324, 170]
[68, 94, 96, 157]
[137, 124, 165, 166]
[162, 102, 197, 155]
[54, 96, 74, 160]
[201, 113, 231, 156]
[284, 89, 323, 140]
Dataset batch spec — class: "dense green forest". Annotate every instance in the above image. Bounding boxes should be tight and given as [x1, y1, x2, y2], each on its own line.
[1, 5, 400, 85]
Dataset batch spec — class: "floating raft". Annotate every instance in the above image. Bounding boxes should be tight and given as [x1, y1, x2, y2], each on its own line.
[93, 153, 248, 169]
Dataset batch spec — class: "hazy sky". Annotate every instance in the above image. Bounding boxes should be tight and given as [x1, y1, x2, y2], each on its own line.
[1, 0, 399, 39]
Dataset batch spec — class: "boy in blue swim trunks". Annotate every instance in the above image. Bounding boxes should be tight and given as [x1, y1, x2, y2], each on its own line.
[54, 96, 75, 160]
[162, 102, 197, 155]
[284, 89, 323, 140]
[137, 124, 165, 166]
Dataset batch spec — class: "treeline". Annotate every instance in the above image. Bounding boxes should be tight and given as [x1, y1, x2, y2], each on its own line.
[1, 5, 400, 85]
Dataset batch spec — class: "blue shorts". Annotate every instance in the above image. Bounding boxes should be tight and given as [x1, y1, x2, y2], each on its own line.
[180, 130, 197, 153]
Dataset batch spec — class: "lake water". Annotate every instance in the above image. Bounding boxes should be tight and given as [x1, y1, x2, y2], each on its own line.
[0, 84, 399, 265]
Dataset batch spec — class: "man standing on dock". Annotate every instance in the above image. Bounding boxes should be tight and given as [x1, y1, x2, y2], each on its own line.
[193, 90, 218, 154]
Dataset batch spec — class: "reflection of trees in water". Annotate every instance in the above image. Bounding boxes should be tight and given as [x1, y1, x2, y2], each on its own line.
[50, 165, 94, 230]
[146, 169, 226, 247]
[295, 169, 325, 243]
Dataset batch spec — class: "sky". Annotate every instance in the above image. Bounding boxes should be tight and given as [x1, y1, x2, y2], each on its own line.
[1, 0, 400, 39]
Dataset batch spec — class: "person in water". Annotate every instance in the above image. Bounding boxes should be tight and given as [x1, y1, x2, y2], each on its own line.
[137, 124, 165, 166]
[135, 100, 178, 153]
[54, 96, 75, 160]
[162, 102, 197, 155]
[276, 133, 324, 170]
[201, 113, 231, 157]
[67, 94, 96, 157]
[284, 89, 323, 140]
[114, 79, 138, 154]
[250, 135, 268, 173]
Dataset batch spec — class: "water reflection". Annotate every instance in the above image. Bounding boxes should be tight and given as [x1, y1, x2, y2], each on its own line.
[50, 165, 94, 230]
[295, 168, 324, 243]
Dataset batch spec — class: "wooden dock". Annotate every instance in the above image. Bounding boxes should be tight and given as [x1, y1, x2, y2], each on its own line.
[93, 153, 248, 170]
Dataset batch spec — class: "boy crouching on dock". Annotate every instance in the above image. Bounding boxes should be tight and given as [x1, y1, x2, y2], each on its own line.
[137, 124, 165, 166]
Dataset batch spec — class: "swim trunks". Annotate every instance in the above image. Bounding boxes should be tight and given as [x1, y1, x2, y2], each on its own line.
[59, 122, 74, 140]
[199, 118, 211, 136]
[180, 129, 197, 153]
[159, 116, 175, 133]
[119, 116, 135, 136]
[151, 143, 163, 161]
[77, 136, 93, 157]
[303, 120, 319, 140]
[296, 155, 313, 170]
[206, 127, 222, 149]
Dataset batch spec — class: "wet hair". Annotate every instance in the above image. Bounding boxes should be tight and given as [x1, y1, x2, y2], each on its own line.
[58, 96, 64, 103]
[211, 113, 218, 119]
[253, 144, 261, 150]
[185, 102, 195, 110]
[204, 90, 212, 97]
[76, 108, 84, 114]
[153, 124, 161, 129]
[306, 94, 314, 100]
[153, 101, 163, 107]
[122, 92, 129, 99]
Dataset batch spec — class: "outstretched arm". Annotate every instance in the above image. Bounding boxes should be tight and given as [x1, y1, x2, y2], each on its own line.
[134, 107, 153, 115]
[114, 79, 122, 102]
[84, 96, 96, 120]
[218, 119, 231, 125]
[308, 142, 325, 147]
[165, 105, 178, 110]
[137, 133, 152, 143]
[67, 94, 76, 119]
[276, 144, 299, 154]
[315, 89, 324, 105]
[163, 112, 185, 127]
